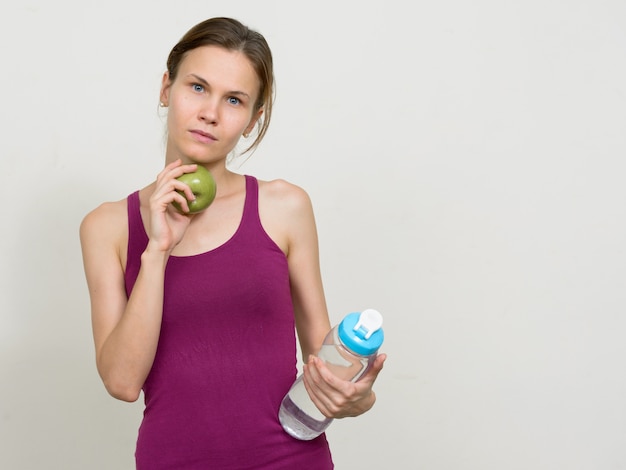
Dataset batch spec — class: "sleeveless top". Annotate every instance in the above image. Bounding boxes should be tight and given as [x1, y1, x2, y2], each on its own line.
[125, 175, 333, 469]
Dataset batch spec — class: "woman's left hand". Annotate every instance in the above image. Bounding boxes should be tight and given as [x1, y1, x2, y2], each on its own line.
[301, 353, 387, 419]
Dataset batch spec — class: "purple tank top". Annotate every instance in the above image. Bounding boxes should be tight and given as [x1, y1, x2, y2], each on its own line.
[125, 175, 333, 469]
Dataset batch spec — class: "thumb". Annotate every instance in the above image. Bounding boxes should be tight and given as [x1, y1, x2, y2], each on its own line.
[359, 353, 387, 385]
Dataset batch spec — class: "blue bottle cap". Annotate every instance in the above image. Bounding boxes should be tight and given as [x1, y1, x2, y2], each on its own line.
[338, 309, 384, 356]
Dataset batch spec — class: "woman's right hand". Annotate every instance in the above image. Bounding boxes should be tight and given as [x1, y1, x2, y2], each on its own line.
[147, 159, 198, 253]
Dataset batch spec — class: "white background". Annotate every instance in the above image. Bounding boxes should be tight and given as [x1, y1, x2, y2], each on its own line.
[1, 1, 625, 469]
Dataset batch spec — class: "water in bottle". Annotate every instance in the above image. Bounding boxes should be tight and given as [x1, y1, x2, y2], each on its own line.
[279, 308, 384, 440]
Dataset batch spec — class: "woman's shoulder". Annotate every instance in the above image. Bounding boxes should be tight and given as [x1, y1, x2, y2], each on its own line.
[257, 178, 313, 212]
[79, 197, 129, 247]
[255, 178, 317, 254]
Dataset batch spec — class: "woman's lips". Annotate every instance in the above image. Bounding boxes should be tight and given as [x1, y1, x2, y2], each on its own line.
[190, 129, 216, 144]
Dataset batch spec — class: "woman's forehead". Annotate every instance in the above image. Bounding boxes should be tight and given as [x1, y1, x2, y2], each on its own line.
[177, 46, 259, 95]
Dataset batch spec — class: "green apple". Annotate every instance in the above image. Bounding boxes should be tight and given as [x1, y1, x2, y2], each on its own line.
[171, 165, 217, 214]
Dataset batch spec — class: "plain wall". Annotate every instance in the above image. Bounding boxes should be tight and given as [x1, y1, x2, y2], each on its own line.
[1, 1, 625, 468]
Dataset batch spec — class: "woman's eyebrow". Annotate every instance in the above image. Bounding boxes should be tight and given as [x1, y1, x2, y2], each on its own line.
[187, 73, 251, 99]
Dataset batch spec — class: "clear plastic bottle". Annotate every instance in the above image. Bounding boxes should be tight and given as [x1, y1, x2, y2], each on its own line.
[279, 308, 385, 440]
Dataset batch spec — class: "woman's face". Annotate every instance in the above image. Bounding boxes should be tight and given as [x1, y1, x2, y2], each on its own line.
[160, 45, 262, 165]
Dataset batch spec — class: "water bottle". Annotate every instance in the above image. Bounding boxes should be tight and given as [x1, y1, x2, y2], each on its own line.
[279, 308, 384, 440]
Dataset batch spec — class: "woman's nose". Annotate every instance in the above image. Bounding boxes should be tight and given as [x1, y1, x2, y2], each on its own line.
[199, 98, 218, 124]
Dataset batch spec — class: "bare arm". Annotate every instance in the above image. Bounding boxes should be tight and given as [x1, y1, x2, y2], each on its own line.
[259, 180, 331, 359]
[284, 187, 332, 359]
[80, 160, 197, 402]
[263, 180, 386, 419]
[80, 207, 168, 402]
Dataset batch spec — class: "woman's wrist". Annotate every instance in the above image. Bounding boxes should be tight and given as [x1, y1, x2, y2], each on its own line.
[141, 243, 171, 266]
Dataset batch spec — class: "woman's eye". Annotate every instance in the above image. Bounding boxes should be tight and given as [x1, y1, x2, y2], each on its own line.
[192, 84, 204, 92]
[227, 97, 240, 105]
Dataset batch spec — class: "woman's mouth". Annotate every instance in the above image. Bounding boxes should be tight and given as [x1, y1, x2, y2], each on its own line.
[190, 129, 217, 144]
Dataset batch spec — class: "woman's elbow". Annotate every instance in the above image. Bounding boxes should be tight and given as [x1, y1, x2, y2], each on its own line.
[105, 382, 141, 402]
[100, 374, 142, 402]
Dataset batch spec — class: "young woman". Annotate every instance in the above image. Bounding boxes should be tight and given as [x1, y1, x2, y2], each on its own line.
[80, 17, 386, 469]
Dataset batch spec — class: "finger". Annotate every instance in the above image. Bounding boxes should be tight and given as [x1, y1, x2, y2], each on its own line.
[302, 356, 323, 389]
[315, 356, 345, 392]
[306, 356, 342, 391]
[157, 158, 184, 180]
[172, 181, 196, 206]
[170, 191, 192, 214]
[174, 163, 199, 178]
[152, 174, 198, 211]
[304, 357, 343, 402]
[302, 360, 336, 418]
[156, 161, 196, 185]
[315, 354, 384, 417]
[311, 357, 361, 415]
[164, 165, 198, 203]
[357, 353, 387, 387]
[151, 182, 188, 212]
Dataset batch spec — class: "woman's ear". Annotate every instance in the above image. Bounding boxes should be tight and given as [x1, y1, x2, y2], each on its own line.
[159, 71, 171, 106]
[244, 108, 264, 136]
